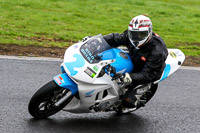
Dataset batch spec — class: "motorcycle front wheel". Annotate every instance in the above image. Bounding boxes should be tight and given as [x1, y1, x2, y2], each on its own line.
[28, 80, 73, 119]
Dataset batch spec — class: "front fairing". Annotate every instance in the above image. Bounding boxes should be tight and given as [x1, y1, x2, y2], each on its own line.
[62, 35, 116, 83]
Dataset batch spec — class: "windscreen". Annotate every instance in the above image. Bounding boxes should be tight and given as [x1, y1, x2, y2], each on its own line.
[80, 35, 116, 64]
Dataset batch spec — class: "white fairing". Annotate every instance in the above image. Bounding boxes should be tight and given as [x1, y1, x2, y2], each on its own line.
[63, 81, 121, 113]
[156, 48, 185, 82]
[62, 40, 115, 84]
[63, 41, 93, 83]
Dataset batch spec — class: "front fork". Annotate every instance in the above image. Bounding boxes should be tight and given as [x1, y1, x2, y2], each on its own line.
[53, 73, 78, 107]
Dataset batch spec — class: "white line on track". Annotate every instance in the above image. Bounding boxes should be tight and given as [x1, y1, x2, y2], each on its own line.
[1, 55, 200, 71]
[0, 55, 63, 61]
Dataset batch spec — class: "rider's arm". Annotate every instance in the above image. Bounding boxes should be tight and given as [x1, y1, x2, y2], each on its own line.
[129, 45, 168, 84]
[103, 30, 129, 47]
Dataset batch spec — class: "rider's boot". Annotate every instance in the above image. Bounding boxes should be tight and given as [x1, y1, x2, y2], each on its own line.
[122, 84, 151, 108]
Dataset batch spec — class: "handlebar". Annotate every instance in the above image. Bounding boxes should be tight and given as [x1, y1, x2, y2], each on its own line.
[103, 64, 116, 77]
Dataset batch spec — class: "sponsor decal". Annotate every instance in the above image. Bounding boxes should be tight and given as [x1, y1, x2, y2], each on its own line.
[59, 76, 63, 80]
[73, 44, 79, 49]
[55, 77, 61, 85]
[154, 33, 160, 37]
[141, 56, 146, 62]
[175, 51, 183, 56]
[93, 65, 99, 72]
[169, 52, 177, 58]
[59, 76, 65, 83]
[84, 67, 96, 78]
[85, 89, 95, 97]
[81, 48, 95, 63]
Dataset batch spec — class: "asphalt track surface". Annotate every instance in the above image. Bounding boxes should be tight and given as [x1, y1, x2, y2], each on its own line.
[0, 56, 200, 133]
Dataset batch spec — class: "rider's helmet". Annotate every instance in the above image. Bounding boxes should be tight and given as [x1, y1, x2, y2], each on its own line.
[128, 15, 152, 49]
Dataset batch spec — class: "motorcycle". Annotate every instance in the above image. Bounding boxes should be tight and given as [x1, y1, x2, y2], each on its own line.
[28, 35, 185, 119]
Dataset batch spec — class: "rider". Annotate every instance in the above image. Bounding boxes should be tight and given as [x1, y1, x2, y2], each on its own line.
[82, 15, 168, 108]
[102, 15, 168, 108]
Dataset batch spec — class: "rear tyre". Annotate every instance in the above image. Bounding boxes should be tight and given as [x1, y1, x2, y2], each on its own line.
[28, 80, 73, 119]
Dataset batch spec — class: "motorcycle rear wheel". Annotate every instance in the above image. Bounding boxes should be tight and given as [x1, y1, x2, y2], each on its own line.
[28, 80, 73, 119]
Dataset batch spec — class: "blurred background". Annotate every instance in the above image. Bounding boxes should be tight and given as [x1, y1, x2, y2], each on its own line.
[0, 0, 199, 65]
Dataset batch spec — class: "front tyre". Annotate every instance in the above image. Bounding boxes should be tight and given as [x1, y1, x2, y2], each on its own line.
[28, 80, 73, 119]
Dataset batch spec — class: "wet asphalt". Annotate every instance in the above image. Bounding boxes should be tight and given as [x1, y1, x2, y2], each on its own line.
[0, 58, 200, 133]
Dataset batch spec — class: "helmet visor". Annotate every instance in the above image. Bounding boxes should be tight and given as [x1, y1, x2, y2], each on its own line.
[128, 30, 148, 42]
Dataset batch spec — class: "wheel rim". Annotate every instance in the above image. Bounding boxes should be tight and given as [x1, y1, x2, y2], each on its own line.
[36, 88, 68, 115]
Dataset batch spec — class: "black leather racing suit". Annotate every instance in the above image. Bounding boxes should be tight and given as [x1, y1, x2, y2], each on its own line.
[103, 30, 168, 85]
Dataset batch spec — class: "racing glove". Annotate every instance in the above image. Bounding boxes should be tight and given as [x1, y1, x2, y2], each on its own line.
[112, 73, 132, 84]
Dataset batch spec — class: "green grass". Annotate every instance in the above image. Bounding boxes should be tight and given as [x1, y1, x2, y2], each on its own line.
[0, 0, 200, 56]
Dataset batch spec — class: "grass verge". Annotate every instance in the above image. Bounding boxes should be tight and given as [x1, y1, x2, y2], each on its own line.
[0, 0, 200, 57]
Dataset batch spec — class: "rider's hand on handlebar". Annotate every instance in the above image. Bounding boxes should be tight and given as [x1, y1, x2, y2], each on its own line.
[123, 73, 132, 84]
[112, 73, 132, 84]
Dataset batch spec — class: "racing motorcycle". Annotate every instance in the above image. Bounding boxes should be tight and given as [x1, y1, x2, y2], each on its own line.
[28, 35, 185, 119]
